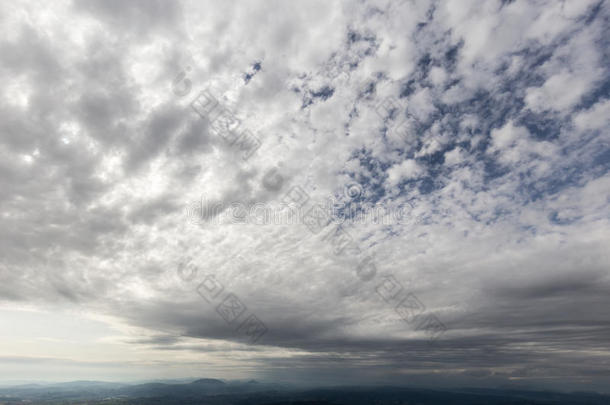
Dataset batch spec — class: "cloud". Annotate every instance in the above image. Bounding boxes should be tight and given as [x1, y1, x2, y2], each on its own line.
[0, 0, 608, 392]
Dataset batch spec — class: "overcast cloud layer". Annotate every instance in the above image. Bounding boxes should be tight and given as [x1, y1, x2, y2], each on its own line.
[1, 0, 609, 392]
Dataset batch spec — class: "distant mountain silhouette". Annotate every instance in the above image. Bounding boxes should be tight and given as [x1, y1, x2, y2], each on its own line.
[0, 380, 609, 404]
[190, 378, 225, 385]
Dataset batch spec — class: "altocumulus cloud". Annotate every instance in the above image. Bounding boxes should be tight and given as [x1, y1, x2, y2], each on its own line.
[0, 0, 609, 392]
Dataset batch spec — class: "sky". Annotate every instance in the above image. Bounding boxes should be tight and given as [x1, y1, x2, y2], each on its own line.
[1, 0, 610, 393]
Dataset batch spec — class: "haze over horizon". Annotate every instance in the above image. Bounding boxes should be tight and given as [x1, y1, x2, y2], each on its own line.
[1, 0, 609, 396]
